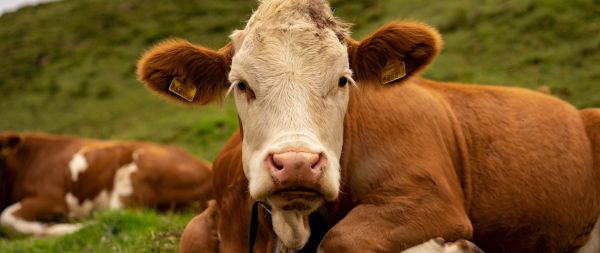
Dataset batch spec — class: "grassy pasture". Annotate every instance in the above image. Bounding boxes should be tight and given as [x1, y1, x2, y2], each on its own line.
[1, 0, 599, 251]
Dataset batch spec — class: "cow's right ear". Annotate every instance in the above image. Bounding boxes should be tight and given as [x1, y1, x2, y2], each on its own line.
[137, 39, 234, 105]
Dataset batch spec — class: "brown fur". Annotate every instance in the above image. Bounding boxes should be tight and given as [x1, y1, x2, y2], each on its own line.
[180, 200, 219, 253]
[0, 132, 214, 236]
[140, 20, 600, 252]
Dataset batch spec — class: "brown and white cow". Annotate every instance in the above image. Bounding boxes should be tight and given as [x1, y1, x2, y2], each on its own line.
[137, 0, 600, 252]
[0, 132, 213, 237]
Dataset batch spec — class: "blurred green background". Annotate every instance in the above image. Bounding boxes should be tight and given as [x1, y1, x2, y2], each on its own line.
[1, 0, 599, 161]
[1, 0, 599, 252]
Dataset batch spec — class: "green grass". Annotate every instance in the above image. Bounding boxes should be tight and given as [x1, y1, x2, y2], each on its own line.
[1, 0, 599, 252]
[0, 209, 195, 253]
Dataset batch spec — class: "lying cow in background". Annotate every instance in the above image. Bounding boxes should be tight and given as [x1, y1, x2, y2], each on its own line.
[137, 0, 600, 252]
[0, 132, 213, 237]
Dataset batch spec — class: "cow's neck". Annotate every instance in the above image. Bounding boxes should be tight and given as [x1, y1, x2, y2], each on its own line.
[341, 78, 472, 209]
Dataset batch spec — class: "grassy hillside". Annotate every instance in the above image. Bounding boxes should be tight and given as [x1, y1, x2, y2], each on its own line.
[1, 0, 599, 159]
[1, 0, 599, 252]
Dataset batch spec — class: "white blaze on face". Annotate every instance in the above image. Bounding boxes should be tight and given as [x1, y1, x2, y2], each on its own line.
[228, 0, 352, 249]
[229, 0, 351, 200]
[69, 150, 88, 181]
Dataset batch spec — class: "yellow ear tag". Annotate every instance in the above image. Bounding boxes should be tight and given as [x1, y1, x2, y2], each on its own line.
[169, 77, 197, 102]
[381, 59, 407, 85]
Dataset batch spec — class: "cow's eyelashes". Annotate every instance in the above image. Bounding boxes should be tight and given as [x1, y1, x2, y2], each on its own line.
[234, 80, 256, 101]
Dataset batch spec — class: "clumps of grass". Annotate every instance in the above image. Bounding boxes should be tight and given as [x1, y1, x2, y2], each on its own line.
[0, 209, 196, 253]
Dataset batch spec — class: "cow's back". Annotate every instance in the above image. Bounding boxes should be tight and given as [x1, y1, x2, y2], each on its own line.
[418, 79, 600, 252]
[126, 143, 214, 210]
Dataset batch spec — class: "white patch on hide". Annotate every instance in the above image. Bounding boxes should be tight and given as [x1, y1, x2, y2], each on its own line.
[0, 202, 81, 237]
[94, 189, 110, 210]
[0, 202, 43, 235]
[65, 190, 110, 219]
[65, 193, 93, 219]
[109, 162, 138, 209]
[43, 223, 82, 236]
[69, 150, 88, 181]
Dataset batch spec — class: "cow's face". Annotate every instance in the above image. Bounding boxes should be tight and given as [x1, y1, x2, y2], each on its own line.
[227, 3, 352, 247]
[0, 132, 22, 207]
[138, 0, 441, 249]
[228, 0, 351, 206]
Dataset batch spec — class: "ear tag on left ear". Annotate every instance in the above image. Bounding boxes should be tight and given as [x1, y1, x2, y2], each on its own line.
[381, 59, 406, 85]
[169, 77, 197, 102]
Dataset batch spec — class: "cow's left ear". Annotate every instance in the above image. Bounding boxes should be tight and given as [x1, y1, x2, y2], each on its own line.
[348, 21, 442, 85]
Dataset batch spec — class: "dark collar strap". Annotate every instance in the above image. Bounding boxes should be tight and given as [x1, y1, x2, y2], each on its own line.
[249, 201, 274, 253]
[249, 201, 260, 253]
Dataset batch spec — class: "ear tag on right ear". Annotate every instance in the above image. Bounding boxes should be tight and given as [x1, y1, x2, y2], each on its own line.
[169, 77, 197, 102]
[381, 59, 406, 85]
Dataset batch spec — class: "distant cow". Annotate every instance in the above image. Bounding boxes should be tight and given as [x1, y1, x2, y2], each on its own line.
[137, 0, 600, 252]
[0, 132, 213, 237]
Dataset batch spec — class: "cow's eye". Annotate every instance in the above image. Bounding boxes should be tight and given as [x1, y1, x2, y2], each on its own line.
[235, 81, 256, 101]
[237, 81, 247, 91]
[338, 77, 348, 87]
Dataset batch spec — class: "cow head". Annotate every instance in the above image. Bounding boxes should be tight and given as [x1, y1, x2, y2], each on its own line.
[0, 132, 22, 209]
[0, 132, 22, 165]
[138, 0, 440, 249]
[0, 132, 24, 182]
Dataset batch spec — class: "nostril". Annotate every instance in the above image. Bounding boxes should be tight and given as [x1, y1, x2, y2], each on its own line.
[310, 155, 319, 168]
[311, 153, 325, 170]
[269, 154, 284, 170]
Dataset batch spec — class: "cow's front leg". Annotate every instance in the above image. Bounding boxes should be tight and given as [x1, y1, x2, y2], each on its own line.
[0, 197, 80, 237]
[318, 202, 475, 253]
[180, 200, 219, 253]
